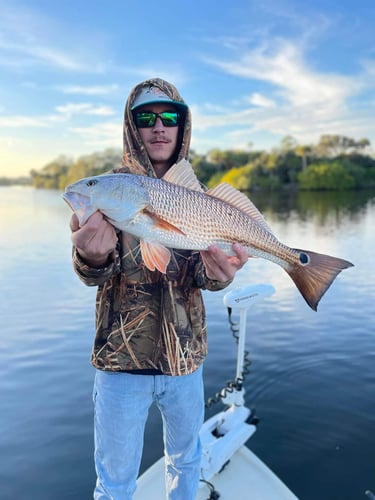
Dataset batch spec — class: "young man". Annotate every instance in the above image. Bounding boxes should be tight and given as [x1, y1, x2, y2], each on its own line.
[69, 78, 247, 499]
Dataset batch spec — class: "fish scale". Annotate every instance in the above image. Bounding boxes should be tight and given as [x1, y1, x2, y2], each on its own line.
[143, 175, 296, 263]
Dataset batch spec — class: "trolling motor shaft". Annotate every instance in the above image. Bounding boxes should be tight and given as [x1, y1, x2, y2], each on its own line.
[199, 284, 275, 482]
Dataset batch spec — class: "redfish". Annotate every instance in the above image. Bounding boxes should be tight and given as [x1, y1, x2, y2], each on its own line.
[63, 160, 353, 310]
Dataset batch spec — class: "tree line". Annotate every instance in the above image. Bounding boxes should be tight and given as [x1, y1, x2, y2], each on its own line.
[27, 134, 375, 191]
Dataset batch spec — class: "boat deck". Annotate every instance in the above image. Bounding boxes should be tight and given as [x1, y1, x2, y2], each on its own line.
[135, 445, 298, 499]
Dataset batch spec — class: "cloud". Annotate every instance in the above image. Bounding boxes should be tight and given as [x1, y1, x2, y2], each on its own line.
[0, 102, 116, 130]
[206, 40, 359, 109]
[55, 103, 116, 117]
[59, 84, 120, 95]
[196, 37, 375, 148]
[0, 115, 49, 128]
[0, 30, 89, 73]
[0, 4, 106, 72]
[248, 93, 275, 108]
[68, 121, 121, 148]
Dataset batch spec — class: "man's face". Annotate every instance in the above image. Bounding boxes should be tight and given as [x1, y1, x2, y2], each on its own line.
[135, 103, 180, 177]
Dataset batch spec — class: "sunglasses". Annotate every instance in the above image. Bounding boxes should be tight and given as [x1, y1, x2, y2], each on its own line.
[134, 111, 180, 128]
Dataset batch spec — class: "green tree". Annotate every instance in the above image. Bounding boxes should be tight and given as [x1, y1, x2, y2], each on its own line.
[221, 165, 253, 190]
[191, 157, 218, 185]
[315, 135, 371, 158]
[30, 155, 73, 189]
[62, 148, 122, 188]
[206, 149, 259, 170]
[278, 135, 298, 153]
[298, 161, 356, 190]
[295, 145, 313, 171]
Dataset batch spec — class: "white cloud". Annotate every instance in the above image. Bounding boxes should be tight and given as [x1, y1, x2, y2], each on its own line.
[55, 103, 116, 117]
[248, 93, 275, 108]
[68, 121, 121, 148]
[59, 84, 120, 96]
[206, 40, 359, 110]
[0, 115, 49, 128]
[0, 104, 115, 130]
[0, 31, 90, 72]
[30, 46, 85, 71]
[196, 37, 375, 148]
[0, 4, 106, 73]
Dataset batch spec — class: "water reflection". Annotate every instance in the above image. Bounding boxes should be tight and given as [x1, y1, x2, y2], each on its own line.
[249, 188, 375, 221]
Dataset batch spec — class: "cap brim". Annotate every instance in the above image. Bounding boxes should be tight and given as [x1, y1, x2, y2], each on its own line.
[131, 89, 186, 110]
[131, 99, 187, 112]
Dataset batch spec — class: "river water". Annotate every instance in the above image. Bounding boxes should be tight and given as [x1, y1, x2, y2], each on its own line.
[0, 186, 374, 500]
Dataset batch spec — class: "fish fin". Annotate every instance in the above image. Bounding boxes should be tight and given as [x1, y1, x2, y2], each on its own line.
[207, 183, 272, 232]
[140, 240, 171, 274]
[286, 250, 354, 311]
[142, 207, 186, 235]
[162, 159, 204, 192]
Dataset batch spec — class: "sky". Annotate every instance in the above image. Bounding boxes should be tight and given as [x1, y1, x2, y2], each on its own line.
[0, 0, 374, 177]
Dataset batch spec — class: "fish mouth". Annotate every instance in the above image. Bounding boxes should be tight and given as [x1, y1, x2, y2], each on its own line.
[62, 191, 94, 226]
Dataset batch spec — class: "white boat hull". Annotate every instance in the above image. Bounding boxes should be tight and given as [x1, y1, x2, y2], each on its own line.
[135, 444, 298, 499]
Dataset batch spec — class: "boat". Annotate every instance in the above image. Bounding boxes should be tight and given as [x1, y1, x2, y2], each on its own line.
[134, 284, 299, 499]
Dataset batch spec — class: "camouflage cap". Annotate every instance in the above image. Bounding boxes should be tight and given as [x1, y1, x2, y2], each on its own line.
[131, 84, 188, 113]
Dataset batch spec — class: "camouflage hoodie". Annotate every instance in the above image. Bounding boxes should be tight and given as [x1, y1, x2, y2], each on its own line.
[72, 78, 231, 376]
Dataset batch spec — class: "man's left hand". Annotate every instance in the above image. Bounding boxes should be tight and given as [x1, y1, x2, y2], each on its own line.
[200, 243, 248, 282]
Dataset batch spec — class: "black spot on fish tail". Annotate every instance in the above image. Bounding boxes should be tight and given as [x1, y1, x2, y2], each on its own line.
[299, 252, 309, 264]
[287, 249, 354, 311]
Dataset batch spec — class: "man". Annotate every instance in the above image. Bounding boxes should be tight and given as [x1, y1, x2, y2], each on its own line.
[69, 78, 247, 499]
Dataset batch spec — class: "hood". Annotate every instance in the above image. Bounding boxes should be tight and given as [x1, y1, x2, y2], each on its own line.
[121, 77, 192, 177]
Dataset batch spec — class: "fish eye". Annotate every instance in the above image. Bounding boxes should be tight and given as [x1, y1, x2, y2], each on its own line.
[86, 179, 97, 187]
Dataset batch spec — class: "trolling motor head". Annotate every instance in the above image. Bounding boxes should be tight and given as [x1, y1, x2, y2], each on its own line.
[223, 284, 275, 310]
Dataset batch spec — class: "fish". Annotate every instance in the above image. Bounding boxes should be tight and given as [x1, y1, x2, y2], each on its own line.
[63, 159, 353, 311]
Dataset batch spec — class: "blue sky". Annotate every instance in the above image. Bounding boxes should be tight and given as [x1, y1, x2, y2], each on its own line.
[1, 0, 374, 177]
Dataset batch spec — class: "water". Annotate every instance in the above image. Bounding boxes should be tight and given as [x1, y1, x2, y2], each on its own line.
[0, 186, 374, 500]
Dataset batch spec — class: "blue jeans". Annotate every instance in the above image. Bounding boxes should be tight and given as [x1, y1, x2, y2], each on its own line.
[93, 366, 204, 499]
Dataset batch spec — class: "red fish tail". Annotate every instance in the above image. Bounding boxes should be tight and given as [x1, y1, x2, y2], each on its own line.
[286, 250, 354, 311]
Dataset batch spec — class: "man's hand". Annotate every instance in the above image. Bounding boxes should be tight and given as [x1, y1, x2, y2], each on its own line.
[200, 243, 248, 282]
[70, 211, 118, 267]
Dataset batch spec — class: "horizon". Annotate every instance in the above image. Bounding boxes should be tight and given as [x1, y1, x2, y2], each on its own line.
[1, 0, 374, 177]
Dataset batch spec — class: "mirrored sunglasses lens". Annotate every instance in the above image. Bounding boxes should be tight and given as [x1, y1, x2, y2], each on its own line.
[160, 112, 179, 126]
[135, 112, 156, 127]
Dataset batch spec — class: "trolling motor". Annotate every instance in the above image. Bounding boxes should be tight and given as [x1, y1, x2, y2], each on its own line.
[199, 284, 275, 483]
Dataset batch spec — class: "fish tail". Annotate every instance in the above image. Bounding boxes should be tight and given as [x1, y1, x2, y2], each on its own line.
[286, 250, 354, 311]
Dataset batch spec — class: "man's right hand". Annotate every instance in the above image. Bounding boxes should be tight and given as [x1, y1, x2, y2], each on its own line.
[70, 211, 118, 267]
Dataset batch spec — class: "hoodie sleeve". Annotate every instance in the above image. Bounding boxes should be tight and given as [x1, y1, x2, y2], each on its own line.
[72, 247, 121, 286]
[194, 258, 233, 291]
